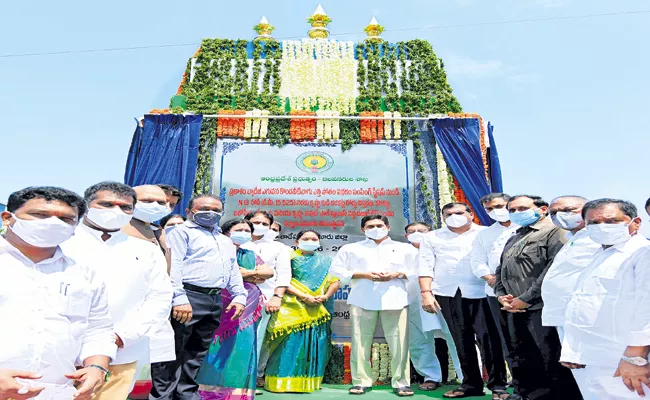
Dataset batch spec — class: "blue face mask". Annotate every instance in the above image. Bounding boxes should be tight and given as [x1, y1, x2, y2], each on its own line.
[230, 231, 252, 245]
[509, 209, 541, 227]
[192, 211, 222, 228]
[298, 241, 321, 252]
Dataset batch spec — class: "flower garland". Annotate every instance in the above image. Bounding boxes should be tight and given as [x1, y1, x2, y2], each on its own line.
[378, 344, 390, 384]
[436, 144, 454, 210]
[216, 110, 247, 137]
[383, 111, 392, 139]
[371, 344, 380, 382]
[343, 343, 352, 384]
[360, 112, 383, 142]
[280, 39, 356, 114]
[289, 111, 316, 142]
[259, 110, 270, 139]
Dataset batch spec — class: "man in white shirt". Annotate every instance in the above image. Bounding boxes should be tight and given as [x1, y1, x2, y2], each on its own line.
[470, 193, 519, 396]
[420, 202, 507, 399]
[243, 211, 290, 384]
[542, 196, 600, 341]
[405, 222, 463, 391]
[331, 215, 415, 396]
[151, 194, 246, 400]
[61, 182, 173, 400]
[0, 186, 116, 400]
[560, 199, 650, 399]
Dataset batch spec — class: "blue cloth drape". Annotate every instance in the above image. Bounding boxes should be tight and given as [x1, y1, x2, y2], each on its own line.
[487, 122, 504, 193]
[123, 114, 203, 214]
[431, 118, 491, 225]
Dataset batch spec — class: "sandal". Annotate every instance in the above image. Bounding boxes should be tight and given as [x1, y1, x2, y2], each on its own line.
[443, 386, 486, 398]
[394, 387, 415, 397]
[349, 386, 372, 395]
[492, 390, 510, 400]
[418, 381, 442, 391]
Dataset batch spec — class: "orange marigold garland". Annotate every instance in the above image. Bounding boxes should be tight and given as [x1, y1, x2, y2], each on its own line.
[453, 176, 482, 225]
[360, 112, 382, 143]
[342, 343, 352, 384]
[216, 110, 247, 138]
[289, 111, 316, 142]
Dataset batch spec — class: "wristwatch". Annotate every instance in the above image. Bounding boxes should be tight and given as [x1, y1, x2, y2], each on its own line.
[272, 294, 283, 299]
[621, 356, 649, 366]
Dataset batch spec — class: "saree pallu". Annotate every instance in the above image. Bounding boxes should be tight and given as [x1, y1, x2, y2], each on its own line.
[197, 249, 265, 400]
[264, 251, 338, 393]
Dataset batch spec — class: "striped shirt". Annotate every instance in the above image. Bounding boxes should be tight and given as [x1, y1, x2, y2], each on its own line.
[167, 220, 247, 306]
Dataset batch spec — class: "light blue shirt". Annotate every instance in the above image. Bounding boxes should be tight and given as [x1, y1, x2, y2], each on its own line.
[167, 220, 247, 306]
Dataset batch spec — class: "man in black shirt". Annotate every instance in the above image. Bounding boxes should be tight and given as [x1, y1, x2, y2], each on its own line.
[495, 195, 582, 400]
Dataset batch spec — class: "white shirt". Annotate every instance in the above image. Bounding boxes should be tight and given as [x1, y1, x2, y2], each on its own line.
[470, 222, 519, 297]
[331, 238, 416, 310]
[406, 244, 446, 332]
[62, 224, 173, 365]
[560, 235, 650, 367]
[540, 229, 601, 328]
[419, 224, 487, 299]
[242, 237, 291, 300]
[0, 236, 116, 394]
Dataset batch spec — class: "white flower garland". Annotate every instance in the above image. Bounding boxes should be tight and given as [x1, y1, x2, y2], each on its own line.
[280, 39, 356, 113]
[243, 111, 253, 138]
[259, 109, 269, 139]
[437, 144, 453, 210]
[332, 111, 340, 140]
[393, 112, 402, 139]
[316, 110, 325, 140]
[383, 111, 392, 139]
[250, 109, 261, 138]
[371, 344, 380, 382]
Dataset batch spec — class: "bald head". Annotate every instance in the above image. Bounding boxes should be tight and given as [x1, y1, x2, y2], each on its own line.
[134, 185, 168, 206]
[550, 196, 588, 232]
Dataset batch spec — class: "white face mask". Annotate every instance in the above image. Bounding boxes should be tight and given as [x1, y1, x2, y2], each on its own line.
[407, 232, 425, 244]
[553, 211, 584, 231]
[264, 230, 279, 241]
[488, 208, 510, 223]
[11, 214, 76, 248]
[133, 202, 171, 223]
[445, 214, 469, 228]
[253, 223, 270, 237]
[586, 222, 632, 246]
[298, 241, 321, 252]
[86, 207, 133, 231]
[365, 227, 389, 240]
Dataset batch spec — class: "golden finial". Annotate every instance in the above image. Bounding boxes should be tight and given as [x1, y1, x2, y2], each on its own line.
[253, 16, 275, 41]
[307, 4, 331, 39]
[364, 17, 385, 42]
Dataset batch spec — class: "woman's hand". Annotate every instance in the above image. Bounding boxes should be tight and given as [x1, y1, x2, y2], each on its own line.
[313, 295, 329, 303]
[303, 296, 321, 306]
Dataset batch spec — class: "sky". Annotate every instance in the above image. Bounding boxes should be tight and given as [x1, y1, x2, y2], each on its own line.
[1, 0, 648, 234]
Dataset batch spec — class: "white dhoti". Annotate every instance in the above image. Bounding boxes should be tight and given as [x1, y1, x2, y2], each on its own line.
[408, 302, 464, 383]
[572, 366, 650, 400]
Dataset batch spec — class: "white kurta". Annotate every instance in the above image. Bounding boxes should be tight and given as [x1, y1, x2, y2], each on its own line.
[418, 224, 487, 299]
[560, 235, 650, 398]
[0, 236, 116, 399]
[62, 224, 173, 366]
[470, 222, 519, 297]
[331, 238, 416, 310]
[242, 237, 291, 300]
[540, 229, 600, 328]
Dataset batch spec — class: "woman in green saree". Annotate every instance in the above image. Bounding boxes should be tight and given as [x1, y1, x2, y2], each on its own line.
[264, 230, 340, 393]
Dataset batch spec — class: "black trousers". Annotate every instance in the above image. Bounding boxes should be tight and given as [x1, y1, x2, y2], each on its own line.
[150, 289, 222, 400]
[507, 309, 582, 400]
[486, 296, 519, 392]
[436, 289, 507, 392]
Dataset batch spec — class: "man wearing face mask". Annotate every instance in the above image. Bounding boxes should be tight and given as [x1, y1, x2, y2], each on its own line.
[61, 182, 172, 400]
[150, 194, 246, 400]
[331, 215, 416, 396]
[560, 199, 650, 399]
[541, 196, 600, 342]
[495, 195, 581, 400]
[0, 187, 116, 400]
[242, 211, 290, 386]
[157, 184, 183, 212]
[405, 222, 464, 392]
[420, 203, 508, 399]
[470, 193, 519, 397]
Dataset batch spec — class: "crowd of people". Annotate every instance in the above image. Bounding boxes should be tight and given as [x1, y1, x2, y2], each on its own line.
[0, 182, 649, 400]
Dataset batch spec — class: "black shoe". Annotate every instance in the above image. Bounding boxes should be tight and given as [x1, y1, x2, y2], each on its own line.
[504, 395, 526, 400]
